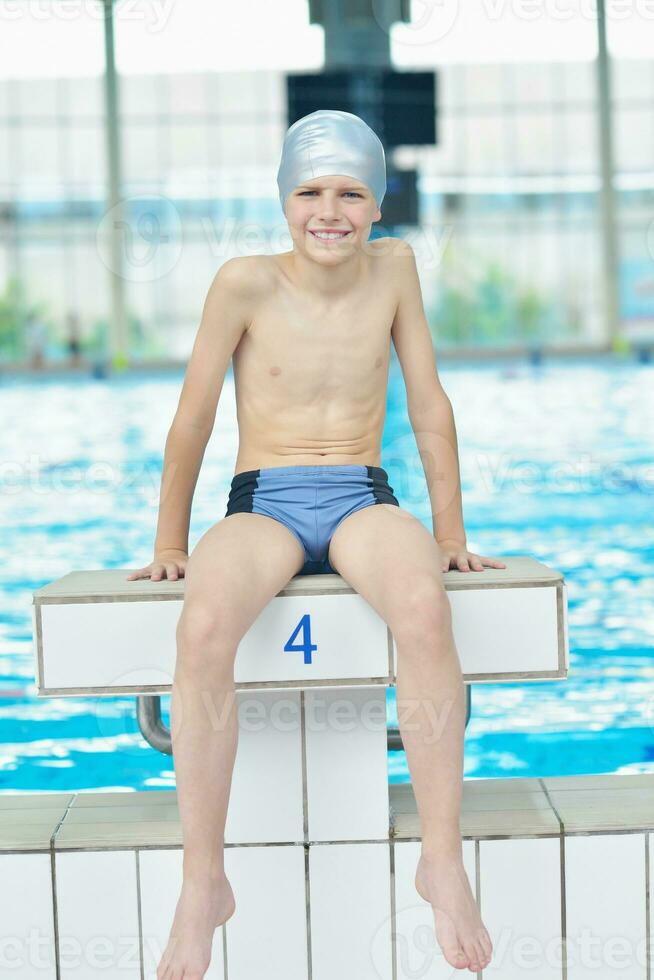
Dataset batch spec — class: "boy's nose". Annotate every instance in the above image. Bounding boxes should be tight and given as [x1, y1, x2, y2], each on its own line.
[317, 204, 338, 217]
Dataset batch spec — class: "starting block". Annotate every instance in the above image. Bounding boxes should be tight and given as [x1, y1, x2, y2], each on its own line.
[21, 555, 572, 977]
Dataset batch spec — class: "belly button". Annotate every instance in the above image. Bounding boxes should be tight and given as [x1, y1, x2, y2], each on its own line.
[270, 366, 281, 376]
[374, 356, 383, 368]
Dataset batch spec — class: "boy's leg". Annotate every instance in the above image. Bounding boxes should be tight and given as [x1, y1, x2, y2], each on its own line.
[173, 510, 305, 877]
[158, 512, 305, 978]
[327, 503, 493, 974]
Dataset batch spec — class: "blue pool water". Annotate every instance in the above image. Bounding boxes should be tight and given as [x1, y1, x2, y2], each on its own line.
[1, 355, 653, 792]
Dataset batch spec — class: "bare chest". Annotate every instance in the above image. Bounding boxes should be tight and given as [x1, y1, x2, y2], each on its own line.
[232, 260, 397, 408]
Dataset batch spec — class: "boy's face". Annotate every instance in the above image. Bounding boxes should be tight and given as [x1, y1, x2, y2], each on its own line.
[284, 175, 382, 261]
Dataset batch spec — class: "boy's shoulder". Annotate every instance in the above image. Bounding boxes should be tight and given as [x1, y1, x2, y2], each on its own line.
[371, 238, 417, 290]
[369, 237, 416, 273]
[214, 255, 271, 302]
[371, 235, 408, 247]
[372, 236, 414, 256]
[217, 254, 267, 282]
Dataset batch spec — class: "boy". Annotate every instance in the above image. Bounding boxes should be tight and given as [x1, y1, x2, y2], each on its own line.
[129, 109, 504, 978]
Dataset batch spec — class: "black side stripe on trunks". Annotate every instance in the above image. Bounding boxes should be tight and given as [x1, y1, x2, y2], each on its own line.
[225, 469, 260, 516]
[366, 466, 399, 506]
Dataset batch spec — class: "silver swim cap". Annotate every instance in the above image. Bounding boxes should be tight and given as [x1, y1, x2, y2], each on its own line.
[277, 109, 386, 215]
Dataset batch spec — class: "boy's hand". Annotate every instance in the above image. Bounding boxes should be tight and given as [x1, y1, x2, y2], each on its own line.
[437, 538, 507, 573]
[126, 549, 189, 582]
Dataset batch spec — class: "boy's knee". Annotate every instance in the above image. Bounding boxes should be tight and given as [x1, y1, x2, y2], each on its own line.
[177, 601, 239, 658]
[392, 577, 451, 639]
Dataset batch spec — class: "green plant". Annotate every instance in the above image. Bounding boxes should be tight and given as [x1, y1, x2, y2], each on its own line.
[427, 250, 580, 347]
[0, 278, 50, 359]
[88, 313, 166, 359]
[87, 317, 110, 355]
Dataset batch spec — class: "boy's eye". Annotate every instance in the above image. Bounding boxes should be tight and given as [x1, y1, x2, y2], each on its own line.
[299, 191, 362, 198]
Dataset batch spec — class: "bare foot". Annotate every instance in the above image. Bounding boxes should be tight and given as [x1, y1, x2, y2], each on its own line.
[415, 850, 493, 973]
[156, 872, 235, 979]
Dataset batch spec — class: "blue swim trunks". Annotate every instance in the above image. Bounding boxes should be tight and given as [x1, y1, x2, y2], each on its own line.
[224, 464, 399, 575]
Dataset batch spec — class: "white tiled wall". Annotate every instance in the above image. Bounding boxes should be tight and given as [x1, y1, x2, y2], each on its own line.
[309, 842, 393, 980]
[304, 687, 390, 841]
[0, 852, 57, 980]
[224, 844, 308, 980]
[479, 836, 562, 978]
[54, 850, 141, 979]
[1, 827, 651, 979]
[225, 689, 304, 843]
[564, 832, 647, 980]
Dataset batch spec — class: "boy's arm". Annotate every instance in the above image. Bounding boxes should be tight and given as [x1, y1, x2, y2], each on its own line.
[390, 240, 467, 545]
[152, 258, 253, 556]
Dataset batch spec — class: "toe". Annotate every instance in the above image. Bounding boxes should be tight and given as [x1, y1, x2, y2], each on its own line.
[451, 947, 470, 970]
[473, 938, 487, 968]
[478, 929, 492, 962]
[433, 910, 469, 969]
[444, 938, 470, 969]
[462, 937, 480, 972]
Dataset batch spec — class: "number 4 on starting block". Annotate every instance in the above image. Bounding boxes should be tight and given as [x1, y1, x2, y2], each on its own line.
[284, 613, 318, 665]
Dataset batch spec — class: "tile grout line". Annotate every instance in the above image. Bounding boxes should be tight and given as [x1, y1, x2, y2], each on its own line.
[134, 850, 145, 980]
[49, 844, 61, 980]
[304, 842, 313, 980]
[539, 778, 567, 980]
[389, 840, 397, 980]
[301, 690, 312, 980]
[646, 832, 650, 980]
[49, 792, 78, 980]
[475, 838, 482, 980]
[301, 690, 309, 843]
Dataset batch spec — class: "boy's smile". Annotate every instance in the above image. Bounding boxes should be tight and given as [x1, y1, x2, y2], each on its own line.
[285, 175, 381, 261]
[308, 229, 352, 243]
